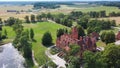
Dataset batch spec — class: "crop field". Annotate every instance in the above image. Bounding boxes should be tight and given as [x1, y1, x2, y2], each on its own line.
[0, 5, 33, 20]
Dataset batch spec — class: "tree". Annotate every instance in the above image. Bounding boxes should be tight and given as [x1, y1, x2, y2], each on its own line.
[0, 18, 3, 24]
[77, 25, 85, 38]
[20, 31, 32, 59]
[30, 28, 34, 40]
[2, 29, 7, 39]
[68, 56, 81, 68]
[101, 31, 107, 42]
[42, 32, 52, 46]
[100, 11, 106, 17]
[101, 31, 115, 44]
[104, 31, 115, 44]
[36, 15, 42, 22]
[87, 27, 94, 34]
[103, 44, 120, 68]
[77, 15, 89, 29]
[30, 14, 36, 23]
[24, 16, 30, 23]
[83, 51, 106, 68]
[0, 31, 2, 41]
[69, 44, 80, 56]
[57, 28, 65, 38]
[47, 12, 52, 19]
[12, 19, 23, 49]
[6, 17, 16, 26]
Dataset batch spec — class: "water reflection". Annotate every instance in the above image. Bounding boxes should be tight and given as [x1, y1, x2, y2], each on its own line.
[0, 43, 25, 68]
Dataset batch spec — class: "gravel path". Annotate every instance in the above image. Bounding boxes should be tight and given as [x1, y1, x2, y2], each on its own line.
[45, 46, 66, 68]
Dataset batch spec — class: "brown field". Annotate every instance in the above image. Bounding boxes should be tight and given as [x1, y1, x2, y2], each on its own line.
[0, 5, 34, 20]
[99, 17, 120, 25]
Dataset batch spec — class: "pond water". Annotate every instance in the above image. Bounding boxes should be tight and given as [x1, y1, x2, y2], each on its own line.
[0, 43, 25, 68]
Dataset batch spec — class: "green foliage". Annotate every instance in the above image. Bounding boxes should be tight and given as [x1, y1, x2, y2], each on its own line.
[69, 44, 80, 56]
[101, 31, 115, 44]
[77, 15, 89, 29]
[12, 20, 33, 67]
[6, 17, 21, 26]
[36, 15, 42, 22]
[83, 51, 106, 68]
[68, 56, 81, 68]
[77, 25, 85, 37]
[12, 19, 23, 48]
[24, 16, 30, 23]
[87, 27, 101, 34]
[0, 31, 2, 41]
[57, 28, 68, 38]
[31, 14, 36, 23]
[30, 28, 34, 40]
[42, 31, 53, 46]
[103, 44, 120, 68]
[101, 31, 106, 42]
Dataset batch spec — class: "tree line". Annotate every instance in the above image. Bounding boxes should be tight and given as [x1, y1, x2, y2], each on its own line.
[12, 19, 35, 67]
[33, 2, 74, 9]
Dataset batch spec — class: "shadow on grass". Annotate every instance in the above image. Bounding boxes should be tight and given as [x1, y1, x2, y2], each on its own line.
[43, 43, 54, 48]
[31, 39, 37, 42]
[24, 58, 34, 68]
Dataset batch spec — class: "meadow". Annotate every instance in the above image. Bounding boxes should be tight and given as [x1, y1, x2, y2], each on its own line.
[2, 22, 68, 67]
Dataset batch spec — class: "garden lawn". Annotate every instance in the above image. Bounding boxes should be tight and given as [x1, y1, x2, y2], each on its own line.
[2, 22, 68, 67]
[23, 22, 69, 66]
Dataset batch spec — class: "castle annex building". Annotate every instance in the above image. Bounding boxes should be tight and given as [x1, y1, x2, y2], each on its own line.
[56, 26, 99, 57]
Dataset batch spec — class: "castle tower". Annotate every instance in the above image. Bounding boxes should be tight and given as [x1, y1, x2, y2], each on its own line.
[71, 26, 78, 39]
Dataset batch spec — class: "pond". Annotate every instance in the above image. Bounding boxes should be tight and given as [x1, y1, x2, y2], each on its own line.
[0, 43, 25, 68]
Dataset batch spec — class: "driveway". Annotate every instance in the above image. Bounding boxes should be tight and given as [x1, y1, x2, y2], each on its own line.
[45, 46, 66, 68]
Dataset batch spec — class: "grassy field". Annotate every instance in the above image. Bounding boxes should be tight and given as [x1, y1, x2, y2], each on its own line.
[2, 22, 68, 67]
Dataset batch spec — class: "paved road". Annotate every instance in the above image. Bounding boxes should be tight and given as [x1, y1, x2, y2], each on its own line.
[45, 46, 66, 68]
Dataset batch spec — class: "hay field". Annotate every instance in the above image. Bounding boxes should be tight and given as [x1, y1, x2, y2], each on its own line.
[0, 5, 33, 20]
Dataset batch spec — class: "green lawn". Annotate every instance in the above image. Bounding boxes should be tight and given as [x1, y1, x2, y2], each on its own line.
[2, 22, 68, 67]
[97, 40, 106, 47]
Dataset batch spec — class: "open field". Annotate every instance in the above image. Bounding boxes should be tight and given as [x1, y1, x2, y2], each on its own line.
[39, 4, 120, 15]
[0, 3, 120, 20]
[0, 5, 33, 20]
[2, 22, 68, 67]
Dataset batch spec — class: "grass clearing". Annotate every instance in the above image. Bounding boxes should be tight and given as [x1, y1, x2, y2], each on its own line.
[2, 22, 68, 67]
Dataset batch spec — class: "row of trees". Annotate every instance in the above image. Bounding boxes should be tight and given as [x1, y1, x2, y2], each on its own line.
[0, 17, 23, 26]
[88, 11, 106, 18]
[109, 12, 120, 17]
[12, 19, 34, 67]
[78, 19, 116, 34]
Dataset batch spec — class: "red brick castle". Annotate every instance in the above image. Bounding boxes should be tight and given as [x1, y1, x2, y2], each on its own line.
[56, 26, 99, 57]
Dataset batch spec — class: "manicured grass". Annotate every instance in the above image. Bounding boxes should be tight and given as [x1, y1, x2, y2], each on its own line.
[2, 22, 68, 67]
[24, 22, 68, 66]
